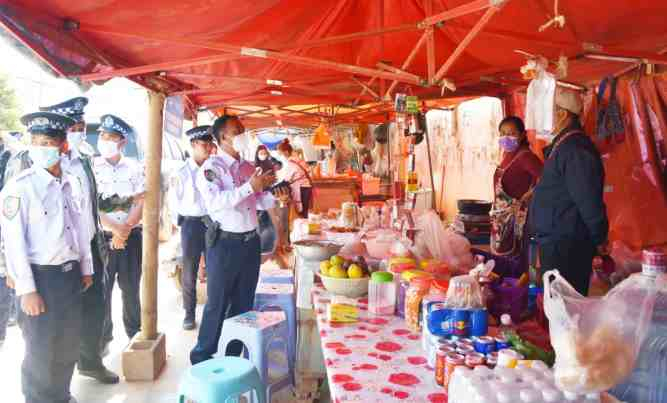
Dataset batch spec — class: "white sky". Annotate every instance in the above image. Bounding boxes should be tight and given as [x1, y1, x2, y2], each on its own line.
[0, 35, 150, 144]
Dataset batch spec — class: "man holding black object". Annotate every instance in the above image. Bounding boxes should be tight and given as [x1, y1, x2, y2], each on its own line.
[190, 115, 286, 364]
[169, 125, 215, 330]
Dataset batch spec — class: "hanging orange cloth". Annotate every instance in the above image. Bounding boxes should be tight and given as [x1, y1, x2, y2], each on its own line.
[311, 123, 331, 147]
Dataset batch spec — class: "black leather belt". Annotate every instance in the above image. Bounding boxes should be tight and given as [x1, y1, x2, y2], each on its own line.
[31, 260, 79, 272]
[103, 227, 142, 238]
[217, 229, 258, 242]
[178, 215, 205, 226]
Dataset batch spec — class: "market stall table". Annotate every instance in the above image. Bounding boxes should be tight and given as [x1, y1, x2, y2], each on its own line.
[311, 284, 448, 403]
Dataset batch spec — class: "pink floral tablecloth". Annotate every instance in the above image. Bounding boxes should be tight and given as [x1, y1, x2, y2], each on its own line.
[312, 284, 448, 403]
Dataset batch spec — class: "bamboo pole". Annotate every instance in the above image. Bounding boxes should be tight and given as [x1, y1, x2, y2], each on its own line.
[140, 90, 164, 341]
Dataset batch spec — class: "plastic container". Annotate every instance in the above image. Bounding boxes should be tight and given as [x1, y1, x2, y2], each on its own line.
[610, 250, 667, 403]
[368, 271, 396, 315]
[397, 270, 432, 318]
[542, 388, 563, 403]
[520, 389, 540, 403]
[405, 276, 432, 332]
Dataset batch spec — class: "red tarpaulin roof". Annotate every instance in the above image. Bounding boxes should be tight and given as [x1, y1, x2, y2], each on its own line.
[1, 0, 667, 125]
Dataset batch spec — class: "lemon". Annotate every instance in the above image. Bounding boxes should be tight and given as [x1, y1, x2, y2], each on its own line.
[347, 264, 363, 279]
[320, 260, 331, 276]
[329, 265, 348, 279]
[330, 255, 345, 266]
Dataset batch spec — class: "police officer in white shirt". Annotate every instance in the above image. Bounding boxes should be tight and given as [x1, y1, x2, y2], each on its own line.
[39, 98, 119, 384]
[169, 125, 215, 330]
[190, 115, 281, 364]
[93, 115, 145, 341]
[1, 112, 93, 403]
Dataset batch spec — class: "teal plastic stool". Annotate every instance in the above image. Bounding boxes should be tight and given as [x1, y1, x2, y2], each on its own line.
[178, 357, 266, 403]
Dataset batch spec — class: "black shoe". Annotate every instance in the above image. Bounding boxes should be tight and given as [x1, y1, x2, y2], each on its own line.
[79, 367, 120, 384]
[183, 317, 196, 330]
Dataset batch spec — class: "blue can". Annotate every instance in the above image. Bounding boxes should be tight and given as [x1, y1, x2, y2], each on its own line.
[450, 309, 470, 337]
[473, 336, 496, 355]
[470, 308, 488, 337]
[495, 336, 511, 350]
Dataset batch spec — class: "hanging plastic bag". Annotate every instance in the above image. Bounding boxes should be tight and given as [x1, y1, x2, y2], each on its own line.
[544, 269, 659, 394]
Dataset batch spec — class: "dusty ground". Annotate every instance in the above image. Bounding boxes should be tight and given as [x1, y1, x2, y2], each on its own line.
[0, 236, 302, 403]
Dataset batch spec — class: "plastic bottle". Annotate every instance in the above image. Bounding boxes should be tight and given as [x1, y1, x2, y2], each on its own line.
[542, 388, 563, 403]
[498, 313, 516, 338]
[610, 249, 667, 403]
[496, 389, 514, 403]
[520, 389, 540, 403]
[563, 391, 582, 403]
[582, 393, 601, 403]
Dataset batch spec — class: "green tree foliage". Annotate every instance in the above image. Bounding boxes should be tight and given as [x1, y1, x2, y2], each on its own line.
[0, 73, 21, 131]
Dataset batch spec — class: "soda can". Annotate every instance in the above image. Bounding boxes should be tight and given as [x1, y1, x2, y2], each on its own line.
[465, 352, 486, 368]
[458, 337, 475, 345]
[495, 336, 511, 350]
[444, 353, 465, 390]
[486, 352, 498, 369]
[437, 338, 457, 349]
[450, 309, 470, 337]
[474, 336, 496, 355]
[456, 345, 475, 355]
[455, 339, 474, 349]
[435, 348, 447, 385]
[470, 308, 488, 336]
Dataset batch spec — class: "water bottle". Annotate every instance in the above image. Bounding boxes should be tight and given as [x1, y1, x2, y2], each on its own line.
[610, 248, 667, 403]
[498, 313, 516, 338]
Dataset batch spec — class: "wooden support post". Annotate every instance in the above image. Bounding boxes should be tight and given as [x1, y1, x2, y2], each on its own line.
[141, 89, 164, 341]
[433, 5, 500, 83]
[424, 0, 436, 83]
[122, 90, 166, 381]
[385, 32, 429, 99]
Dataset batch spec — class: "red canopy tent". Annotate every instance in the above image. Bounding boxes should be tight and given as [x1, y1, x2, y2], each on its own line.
[1, 0, 666, 126]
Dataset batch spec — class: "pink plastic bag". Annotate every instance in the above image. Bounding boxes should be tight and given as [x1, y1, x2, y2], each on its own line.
[544, 270, 659, 394]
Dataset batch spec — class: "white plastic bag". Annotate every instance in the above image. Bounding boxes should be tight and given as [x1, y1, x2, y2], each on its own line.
[414, 210, 473, 271]
[544, 270, 659, 394]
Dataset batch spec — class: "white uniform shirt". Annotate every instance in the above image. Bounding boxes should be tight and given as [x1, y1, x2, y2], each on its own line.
[196, 151, 275, 233]
[169, 158, 207, 225]
[93, 156, 145, 228]
[0, 167, 93, 295]
[61, 153, 96, 243]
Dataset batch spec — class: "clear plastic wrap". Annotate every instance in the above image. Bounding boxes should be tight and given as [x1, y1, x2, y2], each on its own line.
[544, 270, 660, 394]
[444, 275, 485, 309]
[414, 210, 474, 271]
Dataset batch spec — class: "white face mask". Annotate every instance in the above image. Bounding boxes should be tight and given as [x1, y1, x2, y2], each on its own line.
[97, 139, 120, 158]
[30, 145, 61, 169]
[67, 131, 86, 152]
[258, 153, 268, 161]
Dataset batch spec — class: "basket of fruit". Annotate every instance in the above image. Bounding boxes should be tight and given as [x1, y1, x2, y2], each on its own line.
[318, 255, 371, 298]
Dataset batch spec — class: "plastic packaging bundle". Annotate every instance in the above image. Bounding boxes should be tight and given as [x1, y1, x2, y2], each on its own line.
[444, 275, 485, 309]
[544, 270, 660, 394]
[414, 210, 474, 271]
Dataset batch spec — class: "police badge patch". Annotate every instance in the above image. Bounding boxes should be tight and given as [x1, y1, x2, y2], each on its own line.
[204, 169, 217, 182]
[3, 196, 20, 219]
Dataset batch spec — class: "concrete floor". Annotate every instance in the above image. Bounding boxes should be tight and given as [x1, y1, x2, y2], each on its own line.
[0, 238, 299, 403]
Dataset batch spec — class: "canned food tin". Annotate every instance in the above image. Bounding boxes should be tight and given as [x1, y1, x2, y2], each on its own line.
[435, 348, 447, 385]
[474, 336, 497, 354]
[470, 308, 488, 337]
[444, 353, 465, 390]
[458, 337, 475, 345]
[465, 352, 486, 368]
[455, 339, 474, 349]
[486, 352, 498, 369]
[495, 336, 511, 350]
[497, 348, 523, 368]
[456, 345, 475, 355]
[437, 338, 458, 349]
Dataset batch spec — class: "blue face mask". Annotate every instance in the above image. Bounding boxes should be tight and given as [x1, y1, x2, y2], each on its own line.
[30, 145, 61, 169]
[499, 136, 520, 152]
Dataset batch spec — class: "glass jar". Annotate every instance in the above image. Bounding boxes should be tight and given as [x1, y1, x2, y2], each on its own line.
[368, 271, 396, 315]
[405, 276, 433, 332]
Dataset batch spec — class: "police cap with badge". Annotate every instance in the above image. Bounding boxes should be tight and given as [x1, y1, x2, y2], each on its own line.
[98, 114, 133, 138]
[20, 112, 75, 137]
[186, 125, 213, 143]
[39, 97, 88, 123]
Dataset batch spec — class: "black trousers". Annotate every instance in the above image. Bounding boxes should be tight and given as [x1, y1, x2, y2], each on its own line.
[540, 238, 596, 296]
[78, 238, 108, 370]
[190, 233, 261, 364]
[180, 217, 206, 319]
[103, 228, 142, 340]
[0, 274, 16, 341]
[20, 263, 82, 403]
[300, 186, 312, 218]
